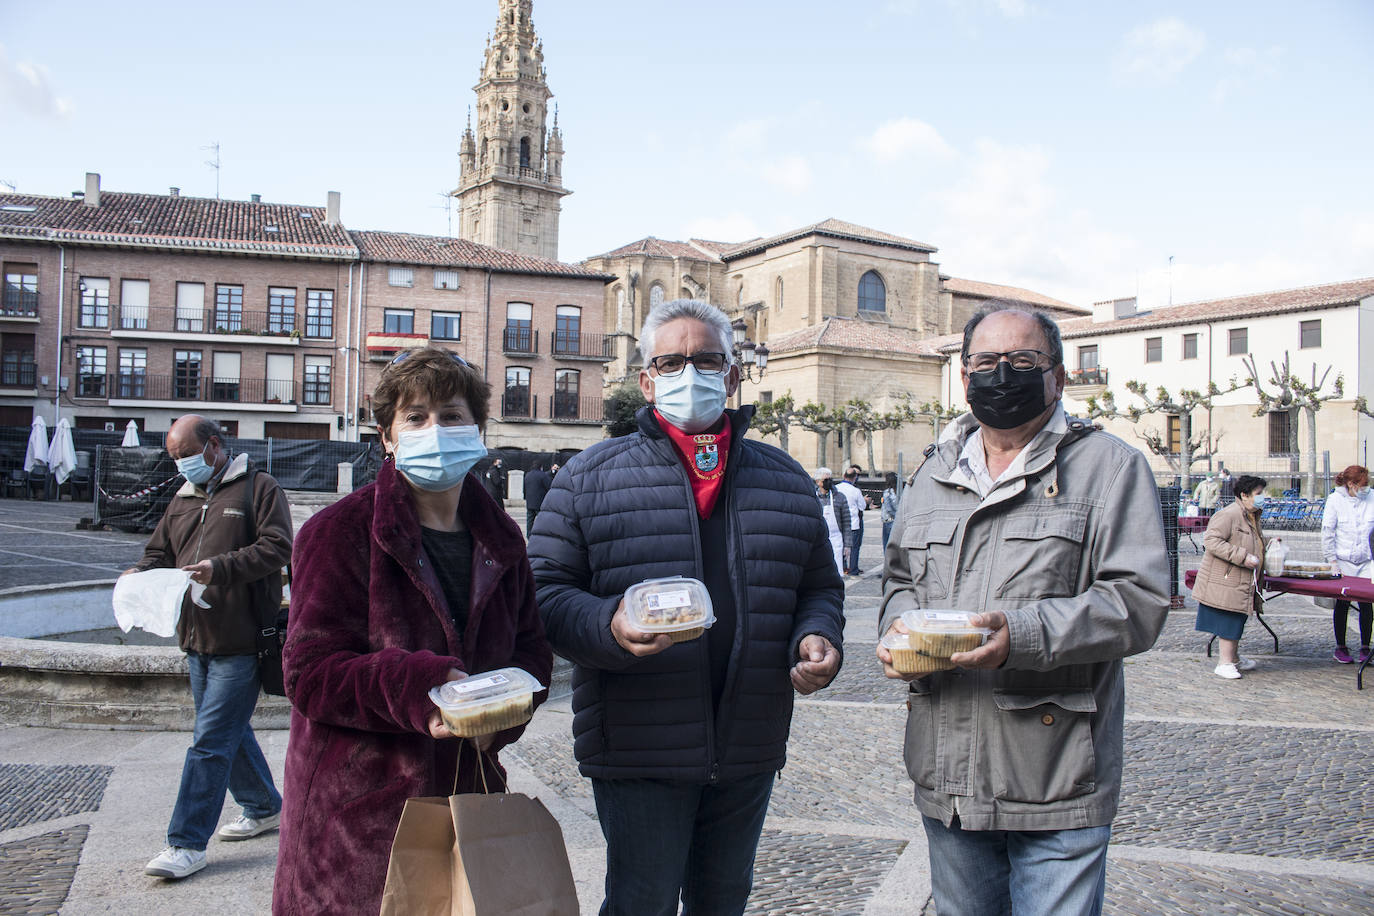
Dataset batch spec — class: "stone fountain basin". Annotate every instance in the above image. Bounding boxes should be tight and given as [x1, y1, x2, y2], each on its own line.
[0, 580, 288, 730]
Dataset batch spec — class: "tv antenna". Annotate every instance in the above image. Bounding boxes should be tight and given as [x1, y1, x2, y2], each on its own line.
[433, 191, 455, 237]
[203, 141, 221, 198]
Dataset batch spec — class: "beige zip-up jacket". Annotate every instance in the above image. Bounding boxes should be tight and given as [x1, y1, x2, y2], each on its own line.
[880, 409, 1169, 831]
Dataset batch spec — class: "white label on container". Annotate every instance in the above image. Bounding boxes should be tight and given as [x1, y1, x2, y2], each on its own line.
[451, 673, 510, 694]
[645, 589, 692, 610]
[921, 611, 971, 626]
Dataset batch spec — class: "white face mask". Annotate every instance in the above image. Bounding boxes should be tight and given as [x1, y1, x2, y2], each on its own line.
[393, 424, 486, 492]
[652, 364, 728, 434]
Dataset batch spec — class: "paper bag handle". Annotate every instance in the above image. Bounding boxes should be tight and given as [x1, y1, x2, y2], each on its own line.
[454, 738, 510, 796]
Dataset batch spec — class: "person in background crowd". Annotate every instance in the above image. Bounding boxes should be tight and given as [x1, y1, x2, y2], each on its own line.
[880, 305, 1169, 916]
[272, 348, 552, 915]
[836, 466, 868, 576]
[1218, 466, 1235, 505]
[1321, 464, 1374, 664]
[1192, 475, 1270, 679]
[880, 472, 899, 548]
[486, 456, 508, 502]
[550, 461, 561, 477]
[135, 414, 292, 881]
[523, 460, 554, 536]
[814, 467, 850, 576]
[530, 299, 844, 916]
[1194, 473, 1220, 515]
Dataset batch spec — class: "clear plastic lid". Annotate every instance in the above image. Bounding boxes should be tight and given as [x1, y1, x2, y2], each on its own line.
[428, 666, 543, 713]
[623, 576, 716, 633]
[900, 609, 993, 637]
[880, 631, 915, 651]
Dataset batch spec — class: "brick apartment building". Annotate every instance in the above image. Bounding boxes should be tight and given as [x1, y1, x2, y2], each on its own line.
[0, 174, 611, 450]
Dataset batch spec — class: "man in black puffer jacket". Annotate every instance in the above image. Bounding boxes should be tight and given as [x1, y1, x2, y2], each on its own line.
[529, 299, 845, 916]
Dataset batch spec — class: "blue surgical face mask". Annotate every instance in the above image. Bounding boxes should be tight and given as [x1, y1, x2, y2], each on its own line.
[1251, 493, 1267, 508]
[393, 424, 486, 492]
[176, 442, 216, 486]
[652, 364, 728, 434]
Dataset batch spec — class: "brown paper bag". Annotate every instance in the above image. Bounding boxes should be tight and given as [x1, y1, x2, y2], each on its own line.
[380, 792, 579, 916]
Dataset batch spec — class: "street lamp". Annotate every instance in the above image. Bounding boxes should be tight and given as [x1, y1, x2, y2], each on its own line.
[730, 318, 768, 382]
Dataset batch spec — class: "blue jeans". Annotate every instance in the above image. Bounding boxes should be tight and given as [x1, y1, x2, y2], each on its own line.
[923, 815, 1111, 916]
[882, 519, 894, 550]
[592, 772, 774, 916]
[848, 514, 864, 574]
[167, 653, 281, 850]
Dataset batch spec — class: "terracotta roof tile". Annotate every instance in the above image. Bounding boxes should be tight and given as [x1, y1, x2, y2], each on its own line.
[722, 218, 937, 260]
[768, 316, 943, 358]
[943, 276, 1088, 314]
[1057, 277, 1374, 339]
[0, 191, 357, 257]
[352, 230, 611, 279]
[584, 236, 725, 262]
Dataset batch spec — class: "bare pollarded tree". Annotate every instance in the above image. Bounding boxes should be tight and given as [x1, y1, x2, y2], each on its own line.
[1086, 379, 1250, 491]
[1243, 352, 1343, 497]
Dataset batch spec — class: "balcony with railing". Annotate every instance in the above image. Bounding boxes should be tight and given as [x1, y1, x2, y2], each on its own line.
[502, 326, 539, 356]
[551, 331, 614, 361]
[549, 394, 608, 424]
[501, 388, 537, 421]
[91, 373, 298, 405]
[1066, 366, 1109, 393]
[104, 304, 305, 341]
[1, 353, 36, 389]
[2, 289, 39, 319]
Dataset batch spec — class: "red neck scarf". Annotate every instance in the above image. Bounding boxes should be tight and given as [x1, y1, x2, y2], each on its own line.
[657, 410, 731, 519]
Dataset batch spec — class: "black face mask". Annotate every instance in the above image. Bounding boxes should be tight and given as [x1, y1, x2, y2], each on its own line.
[966, 361, 1050, 430]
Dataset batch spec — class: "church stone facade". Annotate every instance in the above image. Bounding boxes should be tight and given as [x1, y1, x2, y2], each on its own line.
[453, 0, 569, 262]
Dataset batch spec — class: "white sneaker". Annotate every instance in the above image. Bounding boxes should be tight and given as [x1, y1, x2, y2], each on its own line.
[217, 812, 281, 841]
[1236, 657, 1258, 671]
[145, 845, 207, 879]
[1214, 663, 1242, 679]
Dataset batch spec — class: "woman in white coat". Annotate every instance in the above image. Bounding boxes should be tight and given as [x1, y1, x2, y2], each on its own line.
[812, 468, 849, 576]
[1321, 464, 1374, 664]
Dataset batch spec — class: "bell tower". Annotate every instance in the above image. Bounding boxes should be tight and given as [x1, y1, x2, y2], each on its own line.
[453, 0, 570, 261]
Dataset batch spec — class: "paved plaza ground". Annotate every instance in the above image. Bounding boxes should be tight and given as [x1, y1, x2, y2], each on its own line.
[1, 495, 1372, 914]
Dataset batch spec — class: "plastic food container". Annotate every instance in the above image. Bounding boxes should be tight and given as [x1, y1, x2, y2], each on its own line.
[881, 631, 956, 675]
[900, 609, 993, 657]
[624, 576, 716, 643]
[428, 667, 542, 737]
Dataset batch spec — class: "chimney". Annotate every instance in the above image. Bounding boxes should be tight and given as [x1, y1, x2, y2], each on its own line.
[326, 191, 341, 227]
[84, 172, 100, 208]
[250, 193, 261, 204]
[169, 187, 180, 198]
[1092, 296, 1138, 324]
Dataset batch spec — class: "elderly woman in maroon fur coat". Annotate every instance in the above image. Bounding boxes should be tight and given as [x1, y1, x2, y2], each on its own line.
[272, 348, 553, 915]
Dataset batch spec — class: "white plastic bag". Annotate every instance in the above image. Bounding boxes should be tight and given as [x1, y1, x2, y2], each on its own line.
[112, 569, 210, 638]
[1263, 538, 1288, 577]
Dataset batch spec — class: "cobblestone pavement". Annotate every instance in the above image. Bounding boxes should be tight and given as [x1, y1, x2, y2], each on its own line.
[4, 504, 1374, 913]
[0, 825, 88, 915]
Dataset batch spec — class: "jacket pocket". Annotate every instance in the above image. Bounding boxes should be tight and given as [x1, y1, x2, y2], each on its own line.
[899, 515, 959, 601]
[903, 678, 937, 789]
[995, 507, 1088, 599]
[988, 689, 1096, 803]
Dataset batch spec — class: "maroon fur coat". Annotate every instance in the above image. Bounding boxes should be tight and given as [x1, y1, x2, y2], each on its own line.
[272, 462, 553, 915]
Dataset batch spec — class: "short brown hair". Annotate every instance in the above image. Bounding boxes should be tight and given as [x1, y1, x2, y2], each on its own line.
[1336, 465, 1369, 488]
[372, 347, 490, 434]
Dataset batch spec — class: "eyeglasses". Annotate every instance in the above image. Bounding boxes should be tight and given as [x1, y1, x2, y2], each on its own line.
[388, 349, 470, 369]
[962, 349, 1053, 373]
[648, 352, 728, 377]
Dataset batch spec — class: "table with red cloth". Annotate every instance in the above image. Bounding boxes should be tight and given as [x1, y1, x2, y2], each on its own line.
[1183, 569, 1374, 689]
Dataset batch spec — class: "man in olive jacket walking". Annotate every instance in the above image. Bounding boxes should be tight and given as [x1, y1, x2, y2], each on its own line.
[879, 307, 1169, 916]
[133, 415, 294, 881]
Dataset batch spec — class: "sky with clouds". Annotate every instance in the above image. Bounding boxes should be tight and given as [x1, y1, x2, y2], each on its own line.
[1, 0, 1370, 309]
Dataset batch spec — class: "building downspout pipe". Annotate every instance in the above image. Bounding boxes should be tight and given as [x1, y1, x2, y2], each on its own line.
[54, 245, 66, 424]
[342, 262, 354, 441]
[483, 268, 493, 444]
[355, 264, 366, 439]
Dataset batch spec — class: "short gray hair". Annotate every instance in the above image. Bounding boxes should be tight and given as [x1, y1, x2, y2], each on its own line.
[960, 301, 1064, 367]
[639, 299, 734, 365]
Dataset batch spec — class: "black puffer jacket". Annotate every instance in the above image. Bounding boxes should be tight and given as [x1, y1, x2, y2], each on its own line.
[529, 406, 845, 782]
